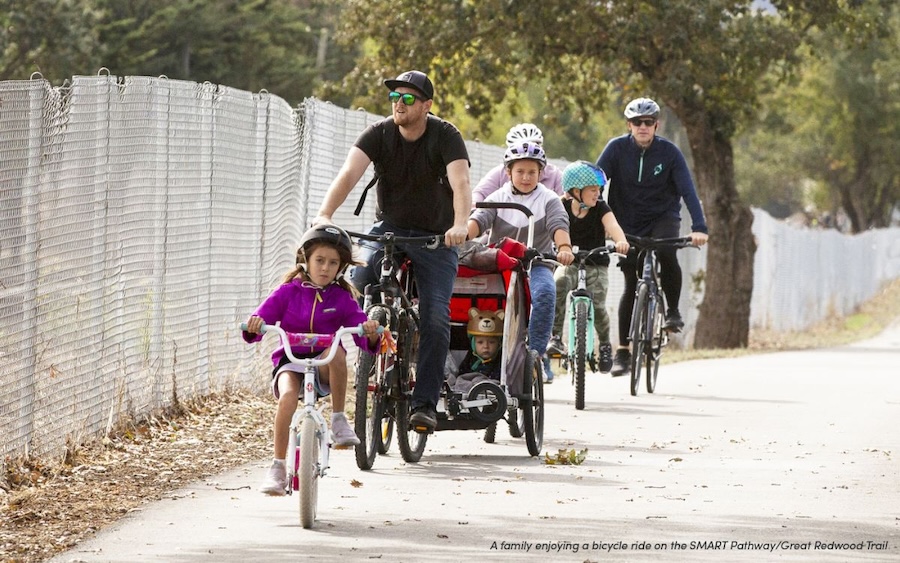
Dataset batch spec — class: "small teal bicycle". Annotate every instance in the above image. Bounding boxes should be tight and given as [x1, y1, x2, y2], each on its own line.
[561, 244, 616, 410]
[240, 321, 379, 528]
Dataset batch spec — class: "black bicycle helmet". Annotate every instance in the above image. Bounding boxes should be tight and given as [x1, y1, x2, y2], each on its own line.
[298, 224, 354, 264]
[623, 97, 660, 119]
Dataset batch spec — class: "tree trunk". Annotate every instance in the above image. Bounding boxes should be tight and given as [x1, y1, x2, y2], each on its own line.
[682, 120, 756, 349]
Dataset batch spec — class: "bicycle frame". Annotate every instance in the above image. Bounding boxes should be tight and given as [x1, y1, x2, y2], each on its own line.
[346, 230, 441, 466]
[625, 235, 694, 396]
[565, 252, 598, 373]
[563, 244, 614, 410]
[244, 323, 368, 479]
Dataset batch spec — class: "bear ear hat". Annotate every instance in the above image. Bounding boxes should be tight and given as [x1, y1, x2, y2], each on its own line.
[469, 307, 480, 319]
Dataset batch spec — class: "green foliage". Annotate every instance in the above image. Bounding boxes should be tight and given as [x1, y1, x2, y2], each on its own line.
[0, 0, 103, 82]
[736, 2, 900, 230]
[544, 448, 588, 466]
[95, 0, 315, 104]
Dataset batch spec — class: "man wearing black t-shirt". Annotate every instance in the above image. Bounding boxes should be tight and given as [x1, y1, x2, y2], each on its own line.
[314, 70, 471, 433]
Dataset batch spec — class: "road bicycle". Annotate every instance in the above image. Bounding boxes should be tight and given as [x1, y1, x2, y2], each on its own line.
[625, 235, 696, 396]
[239, 321, 376, 528]
[346, 230, 443, 469]
[560, 243, 616, 410]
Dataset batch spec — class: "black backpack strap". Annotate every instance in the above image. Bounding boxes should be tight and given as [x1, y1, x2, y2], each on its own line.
[353, 119, 393, 216]
[353, 175, 378, 216]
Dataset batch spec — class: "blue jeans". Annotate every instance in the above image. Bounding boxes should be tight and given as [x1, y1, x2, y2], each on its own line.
[351, 221, 456, 411]
[528, 265, 556, 357]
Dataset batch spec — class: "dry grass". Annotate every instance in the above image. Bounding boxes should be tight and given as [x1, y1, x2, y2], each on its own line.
[664, 277, 900, 364]
[1, 392, 272, 563]
[1, 278, 899, 562]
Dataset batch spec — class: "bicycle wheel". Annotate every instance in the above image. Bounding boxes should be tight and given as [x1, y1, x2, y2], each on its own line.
[377, 416, 394, 454]
[484, 421, 497, 443]
[573, 300, 589, 410]
[396, 399, 427, 462]
[646, 297, 666, 394]
[523, 349, 544, 456]
[354, 308, 390, 470]
[508, 409, 525, 438]
[396, 313, 427, 462]
[298, 414, 319, 529]
[630, 284, 650, 396]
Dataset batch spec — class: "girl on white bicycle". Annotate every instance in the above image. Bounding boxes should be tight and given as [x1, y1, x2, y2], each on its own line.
[549, 161, 629, 373]
[243, 224, 380, 495]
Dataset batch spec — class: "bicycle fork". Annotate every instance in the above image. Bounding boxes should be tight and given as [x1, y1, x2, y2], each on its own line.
[286, 406, 330, 493]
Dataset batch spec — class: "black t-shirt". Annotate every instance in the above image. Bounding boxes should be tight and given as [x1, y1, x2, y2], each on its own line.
[355, 115, 470, 234]
[564, 197, 614, 267]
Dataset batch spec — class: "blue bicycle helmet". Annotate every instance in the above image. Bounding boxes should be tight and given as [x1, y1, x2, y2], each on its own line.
[562, 161, 608, 194]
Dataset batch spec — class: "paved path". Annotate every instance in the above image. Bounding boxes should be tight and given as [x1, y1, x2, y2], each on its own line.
[52, 326, 900, 562]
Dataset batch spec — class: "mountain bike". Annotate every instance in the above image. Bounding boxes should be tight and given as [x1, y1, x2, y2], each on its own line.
[625, 235, 696, 396]
[346, 230, 443, 469]
[239, 322, 376, 528]
[560, 243, 616, 410]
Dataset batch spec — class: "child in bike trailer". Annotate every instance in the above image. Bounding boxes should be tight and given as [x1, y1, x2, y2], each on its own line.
[466, 141, 574, 383]
[548, 161, 630, 374]
[447, 307, 504, 394]
[243, 224, 381, 496]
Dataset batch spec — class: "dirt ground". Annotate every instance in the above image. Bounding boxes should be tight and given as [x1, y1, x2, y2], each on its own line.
[0, 392, 275, 563]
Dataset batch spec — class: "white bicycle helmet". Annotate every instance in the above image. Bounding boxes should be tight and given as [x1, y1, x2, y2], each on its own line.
[624, 97, 661, 119]
[503, 141, 546, 168]
[505, 123, 544, 147]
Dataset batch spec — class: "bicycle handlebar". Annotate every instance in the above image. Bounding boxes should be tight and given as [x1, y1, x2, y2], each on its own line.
[240, 322, 384, 366]
[625, 234, 696, 250]
[346, 230, 444, 250]
[474, 201, 533, 217]
[572, 243, 617, 261]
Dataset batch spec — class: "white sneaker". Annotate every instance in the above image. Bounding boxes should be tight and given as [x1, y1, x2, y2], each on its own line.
[259, 462, 287, 496]
[331, 413, 360, 447]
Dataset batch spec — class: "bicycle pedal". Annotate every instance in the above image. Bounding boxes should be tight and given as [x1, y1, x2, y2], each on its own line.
[410, 423, 434, 435]
[331, 443, 353, 450]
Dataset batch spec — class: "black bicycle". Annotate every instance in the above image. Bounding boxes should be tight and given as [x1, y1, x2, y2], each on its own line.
[346, 230, 442, 469]
[625, 235, 696, 396]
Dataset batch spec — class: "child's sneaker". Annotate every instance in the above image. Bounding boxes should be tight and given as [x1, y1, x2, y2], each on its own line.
[259, 461, 287, 496]
[598, 342, 613, 373]
[542, 355, 554, 384]
[547, 335, 567, 356]
[331, 413, 360, 447]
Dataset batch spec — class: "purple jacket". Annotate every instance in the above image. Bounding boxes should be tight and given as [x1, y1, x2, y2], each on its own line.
[243, 280, 376, 365]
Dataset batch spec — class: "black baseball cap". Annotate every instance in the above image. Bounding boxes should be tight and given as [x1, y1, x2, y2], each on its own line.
[383, 70, 434, 100]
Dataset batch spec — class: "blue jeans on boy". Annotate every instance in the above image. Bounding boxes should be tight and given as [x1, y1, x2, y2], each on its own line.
[528, 265, 556, 380]
[351, 221, 457, 411]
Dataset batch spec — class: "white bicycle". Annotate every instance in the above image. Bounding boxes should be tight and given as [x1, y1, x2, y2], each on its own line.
[241, 321, 379, 528]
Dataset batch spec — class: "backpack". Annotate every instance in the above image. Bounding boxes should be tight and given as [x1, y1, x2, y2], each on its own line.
[353, 114, 449, 216]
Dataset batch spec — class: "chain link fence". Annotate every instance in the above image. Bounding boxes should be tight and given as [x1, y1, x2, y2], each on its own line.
[2, 75, 898, 470]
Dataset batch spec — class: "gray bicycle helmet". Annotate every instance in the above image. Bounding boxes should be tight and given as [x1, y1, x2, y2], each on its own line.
[624, 97, 660, 119]
[505, 123, 544, 147]
[503, 141, 546, 168]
